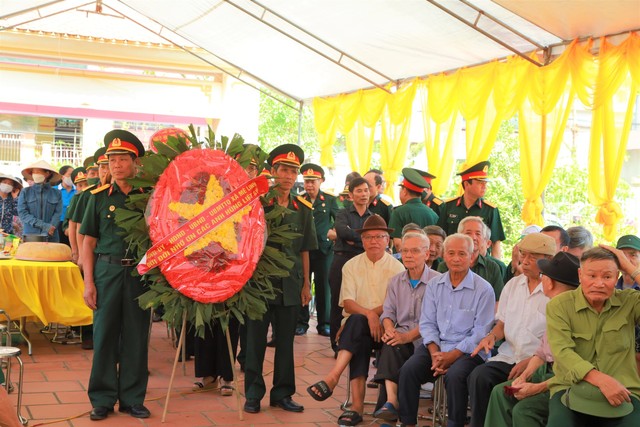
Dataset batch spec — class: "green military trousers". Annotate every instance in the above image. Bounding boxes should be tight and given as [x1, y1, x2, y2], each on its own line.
[244, 304, 297, 402]
[484, 367, 553, 427]
[88, 259, 149, 409]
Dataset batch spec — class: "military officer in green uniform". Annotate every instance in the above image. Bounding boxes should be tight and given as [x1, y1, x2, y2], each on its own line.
[244, 144, 317, 414]
[388, 168, 438, 251]
[363, 169, 393, 225]
[80, 130, 151, 421]
[417, 169, 444, 218]
[75, 148, 109, 273]
[437, 160, 506, 259]
[295, 163, 341, 337]
[65, 166, 90, 263]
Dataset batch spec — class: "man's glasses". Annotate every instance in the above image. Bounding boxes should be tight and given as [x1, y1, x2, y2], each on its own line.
[362, 234, 388, 241]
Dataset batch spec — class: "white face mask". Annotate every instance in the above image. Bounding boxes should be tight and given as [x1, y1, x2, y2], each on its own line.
[0, 183, 13, 194]
[63, 177, 73, 187]
[32, 173, 46, 184]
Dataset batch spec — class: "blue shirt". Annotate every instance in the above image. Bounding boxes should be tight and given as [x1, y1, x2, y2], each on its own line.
[420, 269, 495, 359]
[58, 185, 76, 221]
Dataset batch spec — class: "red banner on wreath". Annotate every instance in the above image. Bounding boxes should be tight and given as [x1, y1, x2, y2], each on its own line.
[138, 175, 269, 274]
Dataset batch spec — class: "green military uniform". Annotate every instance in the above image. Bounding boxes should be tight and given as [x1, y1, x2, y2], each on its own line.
[298, 178, 341, 334]
[485, 366, 554, 427]
[368, 194, 393, 225]
[437, 196, 505, 242]
[437, 161, 506, 243]
[389, 198, 438, 238]
[244, 145, 318, 407]
[70, 179, 99, 223]
[488, 254, 508, 279]
[423, 192, 443, 218]
[415, 169, 442, 218]
[339, 185, 352, 210]
[389, 168, 438, 239]
[81, 182, 150, 410]
[438, 253, 504, 300]
[80, 130, 150, 414]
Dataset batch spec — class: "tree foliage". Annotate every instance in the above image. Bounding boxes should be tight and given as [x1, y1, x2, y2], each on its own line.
[257, 92, 318, 156]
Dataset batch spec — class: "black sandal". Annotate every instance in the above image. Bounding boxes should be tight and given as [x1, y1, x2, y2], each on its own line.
[337, 410, 363, 426]
[306, 380, 333, 401]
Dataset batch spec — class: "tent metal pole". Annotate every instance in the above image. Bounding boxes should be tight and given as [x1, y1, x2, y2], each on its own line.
[105, 2, 301, 112]
[425, 0, 545, 67]
[0, 0, 64, 20]
[458, 0, 547, 50]
[224, 0, 392, 94]
[0, 1, 95, 30]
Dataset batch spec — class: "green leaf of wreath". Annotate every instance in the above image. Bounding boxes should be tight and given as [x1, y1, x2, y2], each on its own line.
[115, 126, 299, 338]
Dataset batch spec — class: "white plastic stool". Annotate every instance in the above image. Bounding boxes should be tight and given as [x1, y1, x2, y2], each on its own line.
[0, 346, 27, 425]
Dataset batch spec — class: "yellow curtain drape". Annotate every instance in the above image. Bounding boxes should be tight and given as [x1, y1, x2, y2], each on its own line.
[345, 121, 375, 175]
[419, 79, 459, 196]
[381, 82, 417, 197]
[313, 33, 639, 238]
[518, 42, 582, 226]
[588, 34, 640, 241]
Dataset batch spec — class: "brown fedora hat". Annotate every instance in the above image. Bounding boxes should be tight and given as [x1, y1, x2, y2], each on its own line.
[354, 214, 394, 234]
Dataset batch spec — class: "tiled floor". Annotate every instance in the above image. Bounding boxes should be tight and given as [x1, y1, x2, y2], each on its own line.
[4, 320, 436, 426]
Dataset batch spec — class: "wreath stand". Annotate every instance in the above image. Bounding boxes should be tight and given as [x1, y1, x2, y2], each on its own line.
[161, 312, 244, 422]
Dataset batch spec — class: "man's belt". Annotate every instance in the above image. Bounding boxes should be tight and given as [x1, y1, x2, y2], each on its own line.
[97, 254, 135, 266]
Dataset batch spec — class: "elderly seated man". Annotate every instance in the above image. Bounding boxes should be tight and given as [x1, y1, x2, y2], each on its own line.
[545, 246, 640, 426]
[484, 251, 581, 427]
[367, 232, 442, 421]
[306, 214, 404, 426]
[397, 233, 495, 427]
[468, 232, 557, 427]
[438, 216, 504, 302]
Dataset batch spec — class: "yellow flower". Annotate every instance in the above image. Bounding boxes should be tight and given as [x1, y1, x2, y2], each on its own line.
[169, 175, 249, 256]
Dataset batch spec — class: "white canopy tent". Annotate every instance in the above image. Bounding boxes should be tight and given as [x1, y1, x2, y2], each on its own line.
[1, 0, 638, 104]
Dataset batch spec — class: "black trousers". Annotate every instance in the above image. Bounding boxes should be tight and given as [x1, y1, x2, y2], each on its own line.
[373, 342, 415, 384]
[398, 344, 484, 427]
[329, 252, 357, 350]
[194, 317, 239, 382]
[338, 314, 381, 378]
[467, 360, 514, 427]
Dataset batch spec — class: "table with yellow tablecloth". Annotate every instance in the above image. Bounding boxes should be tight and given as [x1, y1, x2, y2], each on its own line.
[0, 259, 93, 326]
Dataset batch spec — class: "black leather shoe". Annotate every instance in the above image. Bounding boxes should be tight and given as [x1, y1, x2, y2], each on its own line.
[317, 326, 330, 337]
[270, 396, 304, 412]
[295, 327, 307, 336]
[119, 404, 150, 418]
[244, 398, 261, 413]
[89, 406, 111, 421]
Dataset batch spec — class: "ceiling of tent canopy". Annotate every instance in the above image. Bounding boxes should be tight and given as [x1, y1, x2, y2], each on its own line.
[1, 0, 639, 102]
